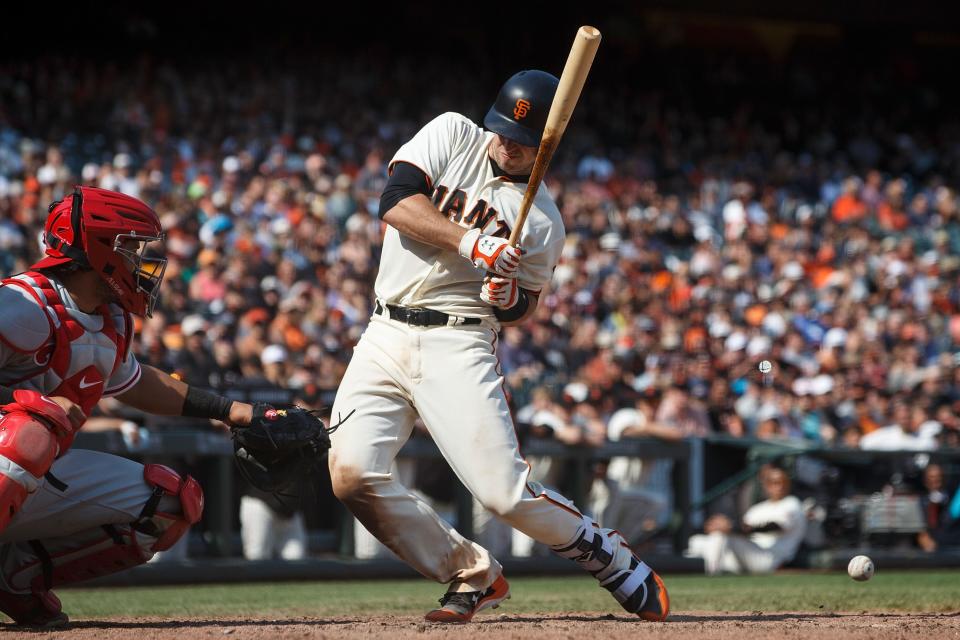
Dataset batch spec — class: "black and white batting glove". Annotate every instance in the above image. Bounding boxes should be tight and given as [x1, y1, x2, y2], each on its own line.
[481, 275, 519, 309]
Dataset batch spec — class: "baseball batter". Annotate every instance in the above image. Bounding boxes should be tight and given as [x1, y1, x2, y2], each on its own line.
[329, 70, 670, 622]
[0, 187, 258, 627]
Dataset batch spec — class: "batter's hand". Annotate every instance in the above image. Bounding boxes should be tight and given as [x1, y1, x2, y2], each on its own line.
[459, 228, 521, 278]
[481, 276, 519, 309]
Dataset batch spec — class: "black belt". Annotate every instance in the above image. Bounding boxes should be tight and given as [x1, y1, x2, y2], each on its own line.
[375, 301, 481, 327]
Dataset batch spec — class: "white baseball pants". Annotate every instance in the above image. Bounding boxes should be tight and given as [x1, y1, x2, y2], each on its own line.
[686, 531, 779, 575]
[0, 449, 176, 592]
[330, 315, 587, 591]
[239, 496, 307, 560]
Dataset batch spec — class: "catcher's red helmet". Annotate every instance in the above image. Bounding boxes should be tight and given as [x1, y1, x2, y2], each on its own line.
[34, 187, 167, 317]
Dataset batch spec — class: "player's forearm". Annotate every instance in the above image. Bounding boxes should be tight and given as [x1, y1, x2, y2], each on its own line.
[116, 364, 191, 415]
[117, 364, 254, 426]
[639, 421, 684, 442]
[382, 194, 466, 252]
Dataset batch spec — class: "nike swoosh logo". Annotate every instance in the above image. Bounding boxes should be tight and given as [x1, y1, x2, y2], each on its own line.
[78, 377, 101, 389]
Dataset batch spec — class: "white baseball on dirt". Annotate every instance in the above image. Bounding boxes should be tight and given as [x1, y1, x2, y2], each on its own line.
[847, 555, 875, 581]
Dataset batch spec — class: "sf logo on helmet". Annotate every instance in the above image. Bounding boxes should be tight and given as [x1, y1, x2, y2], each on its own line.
[513, 99, 531, 120]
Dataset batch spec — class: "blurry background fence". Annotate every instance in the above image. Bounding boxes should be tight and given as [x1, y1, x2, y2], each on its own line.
[71, 425, 960, 586]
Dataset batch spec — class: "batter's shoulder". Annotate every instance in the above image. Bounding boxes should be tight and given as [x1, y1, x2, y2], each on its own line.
[0, 282, 53, 352]
[434, 111, 481, 129]
[533, 187, 564, 227]
[426, 112, 484, 141]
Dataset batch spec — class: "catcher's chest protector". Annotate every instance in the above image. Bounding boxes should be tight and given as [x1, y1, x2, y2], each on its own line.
[0, 272, 131, 451]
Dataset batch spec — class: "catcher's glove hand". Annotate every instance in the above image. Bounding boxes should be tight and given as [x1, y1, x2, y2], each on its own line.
[231, 404, 354, 493]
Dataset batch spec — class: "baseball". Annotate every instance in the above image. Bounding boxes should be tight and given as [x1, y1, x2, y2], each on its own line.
[758, 360, 773, 374]
[847, 555, 874, 581]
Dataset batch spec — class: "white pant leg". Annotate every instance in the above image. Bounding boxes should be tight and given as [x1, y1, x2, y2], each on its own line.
[472, 498, 512, 558]
[411, 324, 584, 548]
[0, 450, 175, 592]
[276, 513, 307, 560]
[353, 517, 392, 559]
[687, 532, 732, 575]
[240, 496, 275, 560]
[330, 318, 494, 589]
[0, 450, 162, 543]
[689, 531, 776, 575]
[353, 460, 406, 559]
[511, 528, 535, 557]
[723, 534, 779, 574]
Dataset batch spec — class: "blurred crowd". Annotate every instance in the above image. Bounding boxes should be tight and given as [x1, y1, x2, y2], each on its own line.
[2, 48, 960, 552]
[2, 53, 960, 456]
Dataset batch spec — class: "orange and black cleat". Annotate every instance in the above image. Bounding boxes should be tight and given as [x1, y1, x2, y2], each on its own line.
[600, 557, 670, 622]
[635, 570, 670, 621]
[424, 574, 511, 623]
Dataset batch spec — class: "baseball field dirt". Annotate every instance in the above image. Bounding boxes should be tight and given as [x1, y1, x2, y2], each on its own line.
[3, 611, 958, 640]
[1, 572, 957, 639]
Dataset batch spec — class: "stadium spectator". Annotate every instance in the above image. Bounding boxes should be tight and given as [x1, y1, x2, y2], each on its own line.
[2, 46, 960, 559]
[598, 395, 682, 546]
[916, 464, 960, 551]
[685, 465, 807, 575]
[240, 488, 309, 561]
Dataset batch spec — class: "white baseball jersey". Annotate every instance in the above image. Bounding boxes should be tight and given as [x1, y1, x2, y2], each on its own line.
[742, 495, 806, 564]
[376, 112, 565, 319]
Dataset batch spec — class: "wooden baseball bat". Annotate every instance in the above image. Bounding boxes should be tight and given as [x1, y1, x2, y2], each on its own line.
[508, 25, 601, 247]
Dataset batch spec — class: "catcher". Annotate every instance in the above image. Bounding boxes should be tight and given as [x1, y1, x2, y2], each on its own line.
[0, 187, 330, 628]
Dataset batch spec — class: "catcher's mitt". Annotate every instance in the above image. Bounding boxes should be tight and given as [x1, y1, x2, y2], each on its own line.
[231, 404, 354, 493]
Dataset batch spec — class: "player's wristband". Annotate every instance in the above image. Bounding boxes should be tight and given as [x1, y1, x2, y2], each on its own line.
[182, 385, 233, 420]
[458, 228, 481, 260]
[493, 288, 531, 323]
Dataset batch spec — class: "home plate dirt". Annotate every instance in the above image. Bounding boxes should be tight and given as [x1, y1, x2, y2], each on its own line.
[2, 611, 958, 639]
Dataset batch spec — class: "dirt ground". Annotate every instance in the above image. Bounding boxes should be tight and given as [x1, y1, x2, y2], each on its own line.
[3, 611, 959, 640]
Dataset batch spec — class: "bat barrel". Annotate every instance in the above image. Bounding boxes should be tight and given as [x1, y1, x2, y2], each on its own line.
[508, 26, 601, 247]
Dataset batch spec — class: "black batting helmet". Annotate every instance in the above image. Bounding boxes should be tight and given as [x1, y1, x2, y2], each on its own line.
[484, 70, 559, 147]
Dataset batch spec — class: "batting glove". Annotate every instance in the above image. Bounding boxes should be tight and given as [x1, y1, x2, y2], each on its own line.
[481, 276, 519, 309]
[459, 228, 522, 278]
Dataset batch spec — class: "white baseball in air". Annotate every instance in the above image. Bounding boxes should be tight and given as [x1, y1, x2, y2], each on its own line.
[847, 555, 874, 581]
[758, 360, 773, 374]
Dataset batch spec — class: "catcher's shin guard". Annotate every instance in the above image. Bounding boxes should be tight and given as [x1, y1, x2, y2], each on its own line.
[0, 391, 73, 532]
[22, 524, 154, 592]
[9, 465, 203, 594]
[139, 464, 204, 551]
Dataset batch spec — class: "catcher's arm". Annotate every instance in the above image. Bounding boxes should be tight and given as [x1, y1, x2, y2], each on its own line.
[116, 364, 255, 427]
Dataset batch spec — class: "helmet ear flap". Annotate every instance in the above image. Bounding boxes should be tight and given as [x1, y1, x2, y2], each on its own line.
[42, 190, 90, 267]
[70, 187, 84, 247]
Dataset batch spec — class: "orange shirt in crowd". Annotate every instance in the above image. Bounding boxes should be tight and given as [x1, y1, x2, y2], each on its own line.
[877, 202, 909, 231]
[832, 194, 867, 223]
